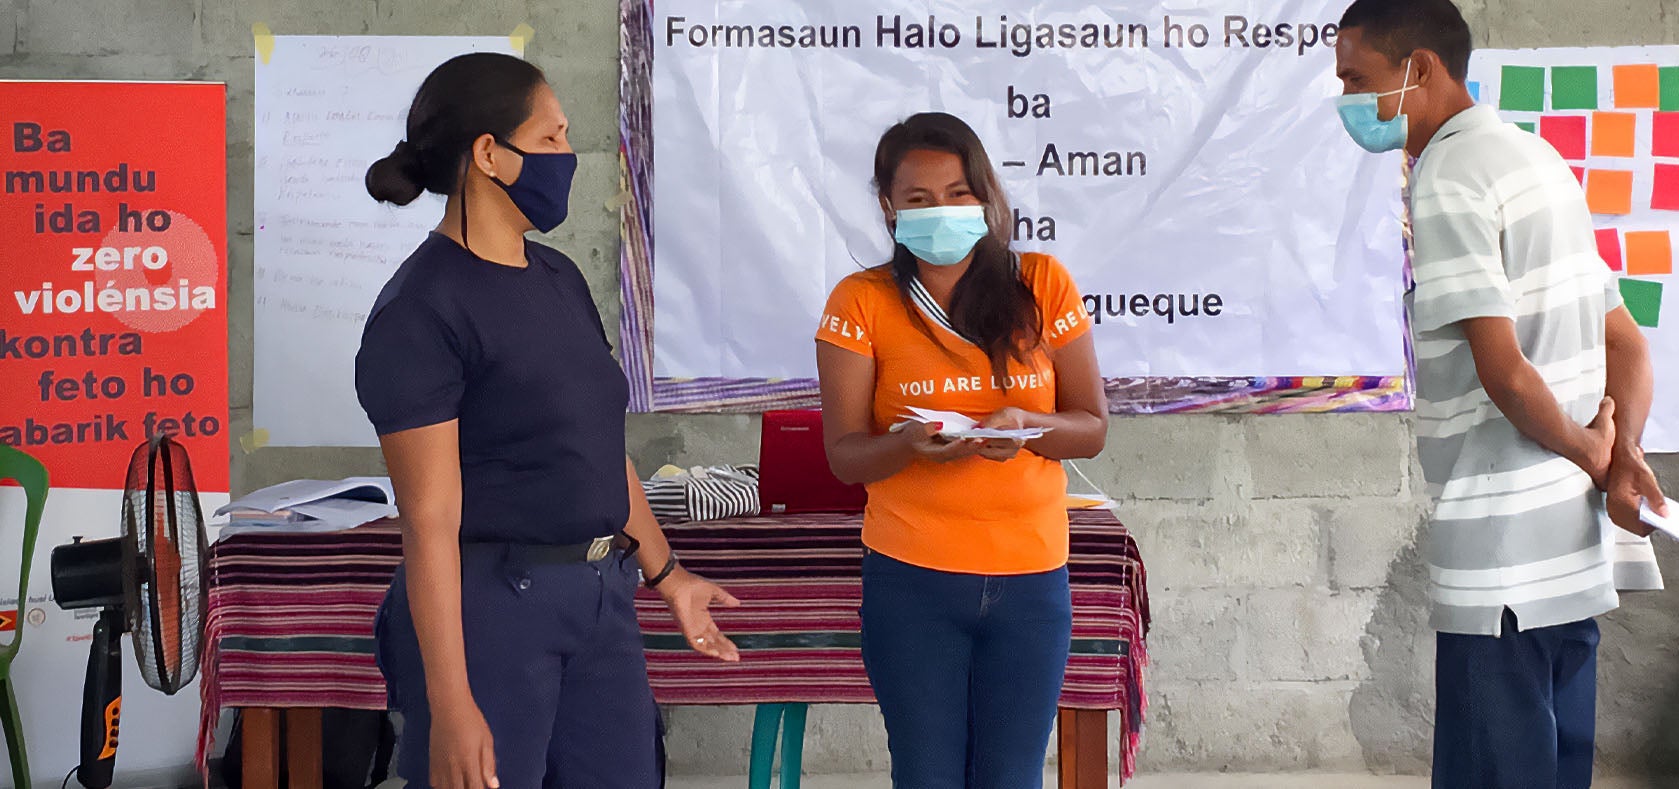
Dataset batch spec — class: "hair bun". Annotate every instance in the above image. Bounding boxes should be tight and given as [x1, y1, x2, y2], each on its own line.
[365, 140, 426, 206]
[391, 141, 425, 176]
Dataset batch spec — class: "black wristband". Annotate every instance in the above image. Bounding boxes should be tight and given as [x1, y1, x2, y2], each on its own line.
[645, 554, 679, 589]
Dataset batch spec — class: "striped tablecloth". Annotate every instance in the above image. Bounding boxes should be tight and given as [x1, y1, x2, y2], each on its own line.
[196, 510, 1150, 775]
[195, 523, 404, 769]
[633, 508, 1151, 775]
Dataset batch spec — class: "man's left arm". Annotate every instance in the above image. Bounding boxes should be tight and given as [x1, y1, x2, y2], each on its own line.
[1413, 177, 1617, 489]
[1461, 317, 1617, 487]
[1604, 306, 1668, 534]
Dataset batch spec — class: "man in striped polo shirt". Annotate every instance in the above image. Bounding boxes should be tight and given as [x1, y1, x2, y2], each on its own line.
[1335, 1, 1668, 786]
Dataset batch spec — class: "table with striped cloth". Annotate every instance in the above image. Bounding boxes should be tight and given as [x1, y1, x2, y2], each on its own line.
[195, 510, 1150, 778]
[633, 508, 1151, 778]
[195, 523, 404, 771]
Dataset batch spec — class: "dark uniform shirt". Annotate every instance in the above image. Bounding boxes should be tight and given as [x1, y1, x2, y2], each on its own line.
[355, 233, 629, 544]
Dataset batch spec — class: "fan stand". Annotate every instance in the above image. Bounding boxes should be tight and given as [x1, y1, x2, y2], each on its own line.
[74, 608, 124, 789]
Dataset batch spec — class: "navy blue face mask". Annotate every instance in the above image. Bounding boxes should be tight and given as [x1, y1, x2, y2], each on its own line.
[491, 140, 577, 232]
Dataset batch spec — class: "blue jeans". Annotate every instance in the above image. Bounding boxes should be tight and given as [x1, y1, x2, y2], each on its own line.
[1434, 608, 1599, 789]
[860, 550, 1073, 789]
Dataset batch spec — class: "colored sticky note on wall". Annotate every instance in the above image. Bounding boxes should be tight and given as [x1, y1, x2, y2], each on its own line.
[1586, 169, 1635, 215]
[1653, 164, 1679, 211]
[1626, 230, 1674, 275]
[1619, 279, 1664, 328]
[1517, 121, 1536, 133]
[1540, 115, 1588, 160]
[1468, 81, 1481, 102]
[1664, 67, 1679, 111]
[1613, 64, 1661, 109]
[1501, 66, 1546, 111]
[1592, 112, 1637, 157]
[1596, 229, 1623, 271]
[1571, 166, 1586, 185]
[1552, 66, 1600, 110]
[1654, 112, 1679, 158]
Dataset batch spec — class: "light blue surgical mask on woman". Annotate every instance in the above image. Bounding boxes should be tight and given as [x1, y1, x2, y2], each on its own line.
[1336, 57, 1417, 153]
[891, 205, 989, 266]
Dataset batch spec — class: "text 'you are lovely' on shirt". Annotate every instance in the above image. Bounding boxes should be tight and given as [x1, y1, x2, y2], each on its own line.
[816, 252, 1092, 576]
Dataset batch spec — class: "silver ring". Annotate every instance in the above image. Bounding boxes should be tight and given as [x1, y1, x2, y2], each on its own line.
[696, 637, 707, 645]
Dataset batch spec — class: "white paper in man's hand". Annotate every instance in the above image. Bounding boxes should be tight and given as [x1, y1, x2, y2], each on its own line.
[1641, 498, 1679, 540]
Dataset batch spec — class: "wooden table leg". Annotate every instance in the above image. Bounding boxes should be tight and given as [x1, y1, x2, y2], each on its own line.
[286, 708, 324, 789]
[241, 708, 281, 789]
[1057, 709, 1077, 789]
[1056, 707, 1110, 788]
[1077, 709, 1109, 787]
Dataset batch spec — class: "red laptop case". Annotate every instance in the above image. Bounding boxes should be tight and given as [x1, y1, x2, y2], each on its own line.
[757, 409, 868, 515]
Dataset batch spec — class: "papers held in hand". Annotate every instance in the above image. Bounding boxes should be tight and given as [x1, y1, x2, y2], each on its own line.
[1637, 497, 1679, 540]
[891, 406, 1050, 441]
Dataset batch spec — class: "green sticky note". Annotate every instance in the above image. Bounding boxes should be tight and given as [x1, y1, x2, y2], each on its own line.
[1620, 278, 1664, 328]
[1661, 66, 1679, 111]
[1552, 66, 1599, 110]
[1516, 121, 1536, 133]
[1500, 66, 1546, 111]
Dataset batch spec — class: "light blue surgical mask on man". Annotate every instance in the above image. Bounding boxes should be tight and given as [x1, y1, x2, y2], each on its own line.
[891, 205, 989, 266]
[1336, 57, 1417, 153]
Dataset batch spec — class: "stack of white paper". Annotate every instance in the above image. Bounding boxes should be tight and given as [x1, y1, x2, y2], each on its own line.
[215, 477, 398, 539]
[893, 407, 1050, 441]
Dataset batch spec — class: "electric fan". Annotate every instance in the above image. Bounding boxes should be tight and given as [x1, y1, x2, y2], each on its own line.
[49, 434, 209, 789]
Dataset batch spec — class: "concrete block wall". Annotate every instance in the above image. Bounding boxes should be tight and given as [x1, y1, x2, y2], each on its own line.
[5, 0, 1678, 779]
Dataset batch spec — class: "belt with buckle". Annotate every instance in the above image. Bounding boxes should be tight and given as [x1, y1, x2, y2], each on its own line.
[487, 532, 638, 565]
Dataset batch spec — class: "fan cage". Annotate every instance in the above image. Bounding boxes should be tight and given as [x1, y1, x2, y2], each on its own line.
[120, 434, 208, 695]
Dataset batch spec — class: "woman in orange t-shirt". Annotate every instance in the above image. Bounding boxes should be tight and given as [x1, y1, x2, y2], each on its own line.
[815, 112, 1108, 787]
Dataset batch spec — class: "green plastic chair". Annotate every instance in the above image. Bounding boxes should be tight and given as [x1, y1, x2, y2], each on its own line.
[0, 445, 48, 789]
[748, 702, 807, 789]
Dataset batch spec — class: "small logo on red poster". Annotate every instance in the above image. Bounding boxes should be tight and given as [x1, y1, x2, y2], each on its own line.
[0, 611, 16, 632]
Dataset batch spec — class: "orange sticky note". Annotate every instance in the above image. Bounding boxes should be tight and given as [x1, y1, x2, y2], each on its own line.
[1625, 230, 1674, 275]
[1586, 169, 1635, 215]
[1614, 64, 1662, 109]
[1592, 112, 1637, 157]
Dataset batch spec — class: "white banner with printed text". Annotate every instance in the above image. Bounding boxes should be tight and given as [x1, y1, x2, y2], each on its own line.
[644, 0, 1409, 396]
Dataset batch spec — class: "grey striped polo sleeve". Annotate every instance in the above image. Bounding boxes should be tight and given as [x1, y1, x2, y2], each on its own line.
[1410, 180, 1515, 333]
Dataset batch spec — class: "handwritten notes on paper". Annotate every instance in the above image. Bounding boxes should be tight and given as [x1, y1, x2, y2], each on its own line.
[253, 35, 519, 446]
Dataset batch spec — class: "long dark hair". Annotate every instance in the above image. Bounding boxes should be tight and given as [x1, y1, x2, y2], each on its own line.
[873, 112, 1042, 387]
[365, 53, 548, 205]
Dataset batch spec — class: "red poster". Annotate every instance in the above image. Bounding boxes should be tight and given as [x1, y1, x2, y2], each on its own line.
[0, 81, 228, 492]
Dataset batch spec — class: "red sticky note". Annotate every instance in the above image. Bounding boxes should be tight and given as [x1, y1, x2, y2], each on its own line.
[1655, 112, 1679, 158]
[1654, 163, 1679, 211]
[1540, 115, 1588, 160]
[1596, 229, 1623, 271]
[1586, 169, 1635, 215]
[1572, 166, 1586, 185]
[1625, 230, 1674, 276]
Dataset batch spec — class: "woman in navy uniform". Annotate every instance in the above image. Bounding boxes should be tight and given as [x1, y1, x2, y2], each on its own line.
[356, 53, 738, 789]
